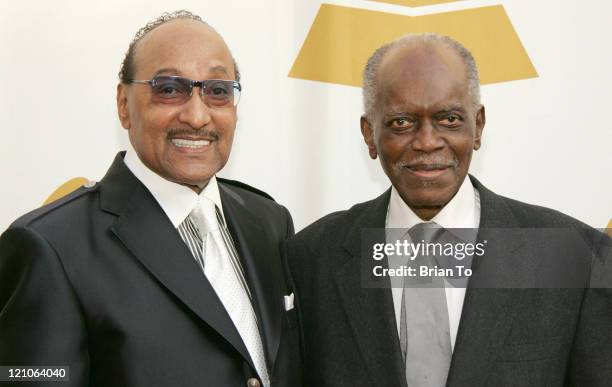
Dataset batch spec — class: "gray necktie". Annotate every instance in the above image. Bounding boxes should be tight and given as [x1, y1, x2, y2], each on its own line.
[400, 223, 452, 387]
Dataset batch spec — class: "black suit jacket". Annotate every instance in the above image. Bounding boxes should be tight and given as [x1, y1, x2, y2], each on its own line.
[0, 153, 302, 387]
[286, 176, 611, 387]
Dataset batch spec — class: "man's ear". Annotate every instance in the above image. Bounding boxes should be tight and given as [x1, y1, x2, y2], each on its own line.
[117, 83, 131, 130]
[474, 104, 485, 150]
[360, 115, 378, 159]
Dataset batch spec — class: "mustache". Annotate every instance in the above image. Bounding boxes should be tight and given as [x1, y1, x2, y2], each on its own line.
[166, 128, 220, 140]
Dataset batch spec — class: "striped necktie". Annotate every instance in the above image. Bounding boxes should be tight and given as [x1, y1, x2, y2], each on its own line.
[177, 197, 269, 387]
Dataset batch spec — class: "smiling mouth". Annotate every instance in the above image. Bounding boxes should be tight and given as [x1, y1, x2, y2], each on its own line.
[406, 164, 452, 178]
[170, 138, 212, 149]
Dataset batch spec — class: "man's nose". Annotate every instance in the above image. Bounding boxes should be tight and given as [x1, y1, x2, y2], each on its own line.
[412, 119, 445, 152]
[177, 92, 213, 129]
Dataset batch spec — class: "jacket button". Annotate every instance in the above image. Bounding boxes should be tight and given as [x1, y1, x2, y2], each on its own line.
[246, 378, 261, 387]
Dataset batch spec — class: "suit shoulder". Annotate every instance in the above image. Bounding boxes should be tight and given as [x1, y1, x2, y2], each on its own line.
[472, 176, 596, 230]
[10, 182, 100, 231]
[218, 178, 290, 223]
[217, 177, 275, 202]
[500, 196, 611, 266]
[294, 198, 376, 242]
[499, 195, 592, 229]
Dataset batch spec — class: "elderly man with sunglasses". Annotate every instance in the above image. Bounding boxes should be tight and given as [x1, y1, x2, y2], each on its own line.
[0, 10, 301, 387]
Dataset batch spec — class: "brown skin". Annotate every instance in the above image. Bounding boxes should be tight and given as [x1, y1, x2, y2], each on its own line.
[117, 19, 238, 192]
[361, 42, 485, 220]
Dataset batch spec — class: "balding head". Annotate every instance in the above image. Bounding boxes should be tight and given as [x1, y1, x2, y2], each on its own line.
[363, 33, 479, 119]
[119, 10, 240, 83]
[132, 19, 236, 82]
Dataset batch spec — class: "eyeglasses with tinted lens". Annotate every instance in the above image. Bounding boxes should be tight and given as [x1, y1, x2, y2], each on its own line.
[128, 76, 241, 107]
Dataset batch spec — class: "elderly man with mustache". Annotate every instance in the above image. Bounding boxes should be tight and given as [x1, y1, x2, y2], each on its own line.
[0, 10, 301, 387]
[286, 33, 611, 387]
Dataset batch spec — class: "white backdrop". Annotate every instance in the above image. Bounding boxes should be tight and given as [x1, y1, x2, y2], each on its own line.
[0, 0, 610, 232]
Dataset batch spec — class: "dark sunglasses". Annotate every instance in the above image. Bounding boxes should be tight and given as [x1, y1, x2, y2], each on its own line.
[128, 75, 241, 106]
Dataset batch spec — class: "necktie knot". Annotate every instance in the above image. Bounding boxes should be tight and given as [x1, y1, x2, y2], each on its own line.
[190, 197, 219, 236]
[408, 222, 442, 244]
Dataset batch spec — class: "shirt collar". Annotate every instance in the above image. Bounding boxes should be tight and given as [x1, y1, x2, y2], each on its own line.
[387, 175, 480, 231]
[123, 147, 225, 228]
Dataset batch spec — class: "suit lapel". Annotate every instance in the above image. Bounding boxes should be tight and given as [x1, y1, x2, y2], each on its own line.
[99, 153, 254, 368]
[447, 176, 532, 386]
[335, 189, 408, 387]
[219, 184, 284, 375]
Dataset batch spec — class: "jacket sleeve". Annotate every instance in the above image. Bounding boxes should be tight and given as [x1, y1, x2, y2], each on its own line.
[0, 226, 88, 387]
[567, 234, 612, 383]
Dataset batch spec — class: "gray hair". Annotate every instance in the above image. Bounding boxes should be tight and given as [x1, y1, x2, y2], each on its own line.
[118, 10, 240, 83]
[362, 33, 480, 118]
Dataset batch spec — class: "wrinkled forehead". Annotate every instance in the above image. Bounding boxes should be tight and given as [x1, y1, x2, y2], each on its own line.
[132, 19, 234, 79]
[376, 43, 470, 110]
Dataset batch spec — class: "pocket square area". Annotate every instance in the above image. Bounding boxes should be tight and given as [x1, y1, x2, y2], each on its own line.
[284, 293, 295, 311]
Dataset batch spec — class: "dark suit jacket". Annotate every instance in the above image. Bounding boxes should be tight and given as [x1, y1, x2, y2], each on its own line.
[286, 175, 611, 387]
[0, 153, 302, 387]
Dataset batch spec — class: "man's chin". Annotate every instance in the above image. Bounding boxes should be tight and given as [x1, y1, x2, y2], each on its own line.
[397, 188, 454, 212]
[161, 160, 221, 187]
[165, 172, 216, 190]
[396, 173, 462, 203]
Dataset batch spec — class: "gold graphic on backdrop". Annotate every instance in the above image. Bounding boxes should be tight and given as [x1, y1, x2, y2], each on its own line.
[43, 177, 88, 205]
[607, 219, 612, 237]
[369, 0, 462, 6]
[289, 4, 537, 87]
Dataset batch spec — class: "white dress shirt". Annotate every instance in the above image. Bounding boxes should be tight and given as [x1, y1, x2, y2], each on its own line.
[386, 176, 481, 352]
[123, 148, 226, 227]
[123, 149, 270, 386]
